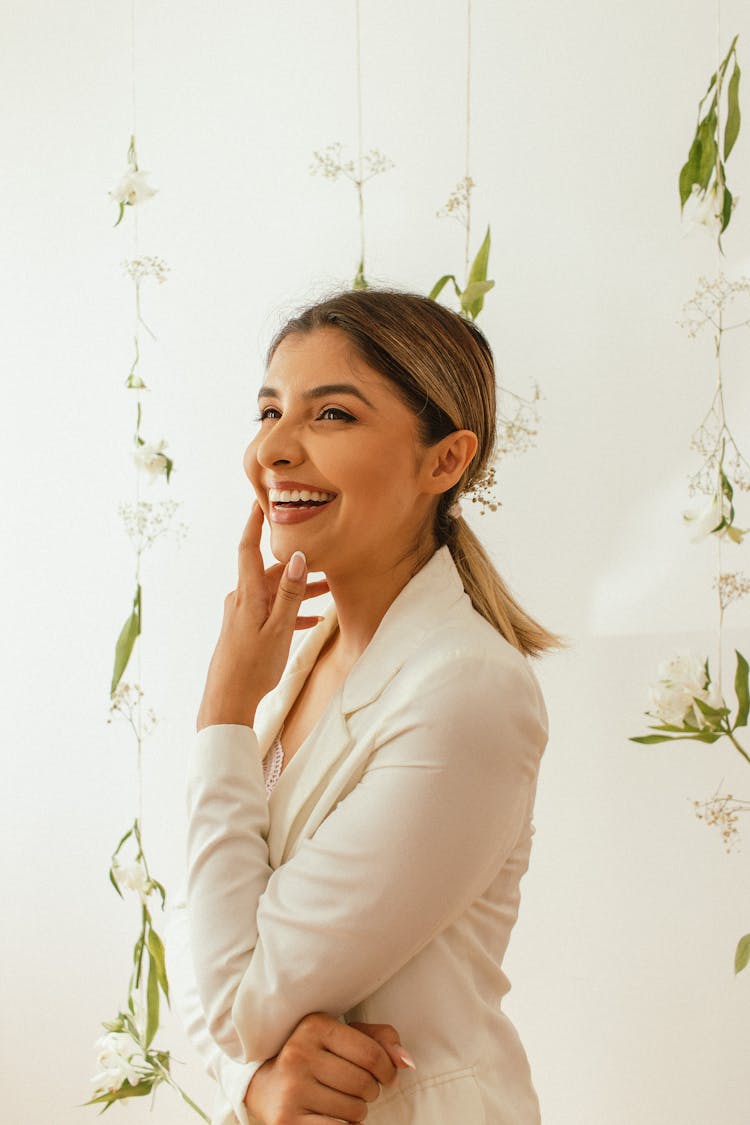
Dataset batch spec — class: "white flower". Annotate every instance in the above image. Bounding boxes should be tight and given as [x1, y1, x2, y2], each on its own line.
[133, 439, 169, 481]
[112, 858, 151, 899]
[109, 169, 157, 206]
[683, 182, 738, 239]
[91, 1031, 150, 1094]
[682, 491, 731, 541]
[648, 650, 723, 728]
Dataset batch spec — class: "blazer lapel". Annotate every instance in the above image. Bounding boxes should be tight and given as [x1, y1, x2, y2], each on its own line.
[265, 547, 468, 865]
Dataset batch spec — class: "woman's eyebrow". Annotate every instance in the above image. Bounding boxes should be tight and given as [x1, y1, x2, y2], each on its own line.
[257, 383, 375, 408]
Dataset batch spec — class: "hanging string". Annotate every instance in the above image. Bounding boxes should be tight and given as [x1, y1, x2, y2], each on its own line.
[464, 0, 473, 280]
[355, 0, 365, 273]
[714, 0, 724, 695]
[130, 0, 144, 829]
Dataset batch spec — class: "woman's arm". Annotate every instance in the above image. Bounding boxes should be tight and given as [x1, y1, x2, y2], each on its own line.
[187, 647, 546, 1065]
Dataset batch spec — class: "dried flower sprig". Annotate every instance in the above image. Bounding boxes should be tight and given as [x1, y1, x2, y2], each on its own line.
[310, 142, 395, 289]
[693, 789, 750, 853]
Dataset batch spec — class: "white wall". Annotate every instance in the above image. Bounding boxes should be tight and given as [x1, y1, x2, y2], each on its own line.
[3, 1, 750, 1122]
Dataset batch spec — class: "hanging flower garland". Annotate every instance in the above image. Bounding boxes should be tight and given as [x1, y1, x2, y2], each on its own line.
[309, 0, 394, 289]
[429, 0, 542, 514]
[630, 27, 749, 975]
[84, 7, 205, 1114]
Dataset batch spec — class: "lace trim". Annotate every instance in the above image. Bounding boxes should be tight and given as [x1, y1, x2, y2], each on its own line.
[262, 730, 284, 798]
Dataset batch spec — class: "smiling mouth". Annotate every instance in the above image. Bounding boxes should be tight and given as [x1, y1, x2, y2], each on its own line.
[268, 488, 337, 509]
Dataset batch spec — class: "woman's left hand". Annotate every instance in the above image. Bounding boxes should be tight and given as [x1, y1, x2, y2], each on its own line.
[196, 502, 329, 732]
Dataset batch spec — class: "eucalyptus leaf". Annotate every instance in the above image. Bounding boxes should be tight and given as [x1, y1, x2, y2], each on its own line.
[734, 650, 749, 729]
[111, 585, 142, 695]
[735, 932, 750, 974]
[725, 61, 741, 159]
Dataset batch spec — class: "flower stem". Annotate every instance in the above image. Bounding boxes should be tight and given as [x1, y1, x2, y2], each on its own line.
[725, 727, 750, 764]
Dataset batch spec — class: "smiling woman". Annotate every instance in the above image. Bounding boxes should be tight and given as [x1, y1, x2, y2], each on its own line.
[167, 287, 562, 1125]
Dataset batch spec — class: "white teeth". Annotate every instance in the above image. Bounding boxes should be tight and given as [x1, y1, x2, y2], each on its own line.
[269, 487, 335, 503]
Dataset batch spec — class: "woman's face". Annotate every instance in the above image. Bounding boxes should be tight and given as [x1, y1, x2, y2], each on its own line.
[243, 326, 438, 577]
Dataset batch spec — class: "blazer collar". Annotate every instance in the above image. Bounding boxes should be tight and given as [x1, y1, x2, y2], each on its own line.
[340, 545, 466, 713]
[254, 545, 466, 753]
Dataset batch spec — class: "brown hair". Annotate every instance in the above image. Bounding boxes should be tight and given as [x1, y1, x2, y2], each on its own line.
[266, 287, 563, 658]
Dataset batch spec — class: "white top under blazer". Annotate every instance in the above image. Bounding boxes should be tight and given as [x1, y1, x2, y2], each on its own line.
[166, 544, 549, 1125]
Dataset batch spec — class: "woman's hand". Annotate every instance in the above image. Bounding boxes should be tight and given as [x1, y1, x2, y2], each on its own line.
[244, 1012, 414, 1124]
[196, 502, 329, 732]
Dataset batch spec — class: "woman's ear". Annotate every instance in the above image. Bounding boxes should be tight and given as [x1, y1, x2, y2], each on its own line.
[421, 430, 478, 496]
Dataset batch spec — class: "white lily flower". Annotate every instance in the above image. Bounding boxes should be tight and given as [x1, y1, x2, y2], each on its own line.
[109, 169, 157, 207]
[682, 491, 731, 541]
[112, 857, 151, 899]
[91, 1030, 150, 1093]
[648, 650, 723, 728]
[133, 439, 169, 482]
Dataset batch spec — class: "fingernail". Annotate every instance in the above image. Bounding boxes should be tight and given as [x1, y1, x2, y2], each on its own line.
[394, 1046, 416, 1070]
[287, 551, 306, 581]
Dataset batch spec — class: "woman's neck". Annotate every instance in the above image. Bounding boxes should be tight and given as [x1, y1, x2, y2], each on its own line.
[322, 540, 437, 667]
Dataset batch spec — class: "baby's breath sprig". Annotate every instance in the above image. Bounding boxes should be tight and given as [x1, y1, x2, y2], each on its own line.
[310, 142, 395, 290]
[465, 462, 500, 515]
[496, 384, 542, 458]
[693, 789, 750, 853]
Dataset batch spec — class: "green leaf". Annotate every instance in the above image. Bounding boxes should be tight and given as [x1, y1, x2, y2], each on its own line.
[113, 202, 126, 228]
[108, 866, 123, 899]
[111, 585, 142, 696]
[352, 258, 368, 290]
[163, 455, 174, 484]
[428, 274, 459, 301]
[692, 697, 730, 721]
[630, 734, 680, 744]
[735, 932, 750, 974]
[177, 1086, 211, 1122]
[111, 823, 135, 860]
[146, 926, 170, 1002]
[679, 134, 703, 209]
[145, 953, 160, 1047]
[465, 226, 492, 318]
[734, 650, 750, 729]
[697, 113, 718, 189]
[85, 1079, 155, 1108]
[725, 61, 742, 160]
[468, 225, 491, 286]
[460, 279, 495, 318]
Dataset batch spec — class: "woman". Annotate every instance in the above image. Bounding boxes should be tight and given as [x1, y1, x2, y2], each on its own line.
[169, 288, 560, 1125]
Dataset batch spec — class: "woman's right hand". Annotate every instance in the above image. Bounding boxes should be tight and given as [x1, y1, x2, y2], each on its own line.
[243, 1011, 414, 1124]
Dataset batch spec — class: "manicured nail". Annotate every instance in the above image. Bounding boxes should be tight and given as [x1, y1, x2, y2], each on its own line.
[394, 1046, 416, 1070]
[287, 551, 306, 581]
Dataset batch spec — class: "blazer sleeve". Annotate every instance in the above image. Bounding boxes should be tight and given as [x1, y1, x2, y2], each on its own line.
[164, 895, 263, 1125]
[186, 649, 547, 1064]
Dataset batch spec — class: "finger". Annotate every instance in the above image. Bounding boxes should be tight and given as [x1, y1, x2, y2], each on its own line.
[304, 1080, 368, 1123]
[320, 1021, 396, 1087]
[237, 502, 265, 593]
[294, 615, 325, 630]
[312, 1054, 380, 1103]
[348, 1022, 414, 1072]
[265, 550, 308, 634]
[303, 578, 330, 599]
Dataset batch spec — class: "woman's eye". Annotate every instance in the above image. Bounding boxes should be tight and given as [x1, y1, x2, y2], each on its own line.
[318, 407, 355, 422]
[256, 407, 281, 421]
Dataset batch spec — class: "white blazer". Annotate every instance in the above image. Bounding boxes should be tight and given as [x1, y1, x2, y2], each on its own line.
[168, 545, 549, 1125]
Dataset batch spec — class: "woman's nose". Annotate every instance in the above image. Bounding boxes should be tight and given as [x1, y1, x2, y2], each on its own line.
[255, 416, 305, 468]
